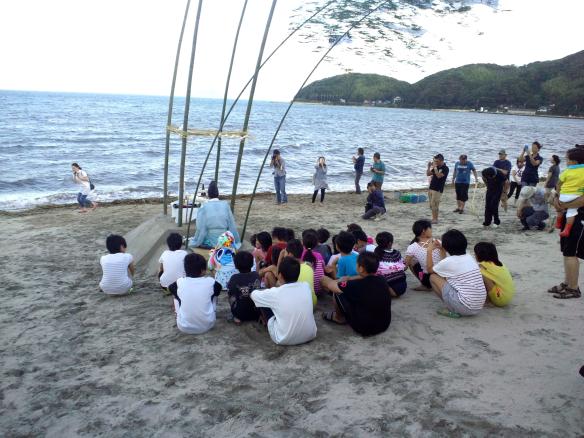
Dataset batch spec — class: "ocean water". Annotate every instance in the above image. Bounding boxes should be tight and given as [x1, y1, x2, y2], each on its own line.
[1, 90, 583, 211]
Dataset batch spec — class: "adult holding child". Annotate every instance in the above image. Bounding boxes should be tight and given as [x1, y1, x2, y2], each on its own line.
[426, 154, 449, 224]
[452, 154, 478, 214]
[312, 156, 329, 204]
[520, 141, 543, 187]
[190, 181, 241, 250]
[71, 162, 97, 212]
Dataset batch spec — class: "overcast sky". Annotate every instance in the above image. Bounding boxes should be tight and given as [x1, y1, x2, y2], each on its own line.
[0, 0, 582, 101]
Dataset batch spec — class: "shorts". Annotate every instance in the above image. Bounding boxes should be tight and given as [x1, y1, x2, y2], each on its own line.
[387, 277, 407, 296]
[429, 190, 442, 211]
[454, 183, 470, 202]
[441, 282, 480, 316]
[560, 215, 584, 259]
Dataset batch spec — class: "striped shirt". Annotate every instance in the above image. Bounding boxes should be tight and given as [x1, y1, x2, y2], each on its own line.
[99, 252, 133, 294]
[433, 254, 486, 310]
[302, 248, 325, 294]
[405, 241, 443, 273]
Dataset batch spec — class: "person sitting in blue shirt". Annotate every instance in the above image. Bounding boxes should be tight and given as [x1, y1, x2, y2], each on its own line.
[362, 182, 386, 220]
[189, 181, 241, 249]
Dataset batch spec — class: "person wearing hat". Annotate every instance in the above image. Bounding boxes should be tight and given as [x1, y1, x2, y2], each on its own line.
[452, 154, 478, 214]
[493, 149, 512, 212]
[516, 186, 549, 231]
[270, 149, 287, 204]
[426, 154, 449, 224]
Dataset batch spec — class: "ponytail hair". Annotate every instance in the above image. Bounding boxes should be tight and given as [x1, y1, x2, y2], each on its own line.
[473, 242, 503, 266]
[374, 231, 393, 260]
[302, 230, 318, 265]
[411, 219, 432, 244]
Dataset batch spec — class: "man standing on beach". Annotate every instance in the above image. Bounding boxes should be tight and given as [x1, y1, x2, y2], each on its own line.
[352, 147, 365, 194]
[370, 152, 385, 189]
[452, 154, 478, 214]
[427, 154, 449, 224]
[270, 149, 287, 205]
[494, 149, 512, 212]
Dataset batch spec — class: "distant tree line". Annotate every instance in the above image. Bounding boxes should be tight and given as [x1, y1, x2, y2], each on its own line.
[295, 50, 584, 116]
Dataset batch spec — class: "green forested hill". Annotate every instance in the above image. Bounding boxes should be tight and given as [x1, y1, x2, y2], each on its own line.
[295, 50, 584, 115]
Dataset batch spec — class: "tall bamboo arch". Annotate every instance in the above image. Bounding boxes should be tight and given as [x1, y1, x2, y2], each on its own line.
[163, 0, 391, 246]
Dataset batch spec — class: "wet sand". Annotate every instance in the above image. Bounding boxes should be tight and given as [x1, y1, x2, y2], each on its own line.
[1, 190, 583, 437]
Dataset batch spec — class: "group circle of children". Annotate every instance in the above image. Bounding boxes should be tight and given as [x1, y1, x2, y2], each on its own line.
[99, 219, 516, 345]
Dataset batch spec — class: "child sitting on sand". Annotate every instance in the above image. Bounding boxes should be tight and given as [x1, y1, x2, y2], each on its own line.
[335, 231, 358, 279]
[284, 239, 317, 307]
[253, 231, 272, 270]
[474, 242, 515, 307]
[426, 229, 487, 317]
[374, 232, 407, 297]
[227, 251, 261, 324]
[301, 229, 325, 296]
[404, 220, 444, 291]
[158, 232, 187, 298]
[251, 257, 317, 346]
[175, 253, 222, 334]
[99, 234, 135, 295]
[554, 147, 584, 237]
[208, 231, 238, 289]
[315, 228, 333, 264]
[259, 245, 285, 288]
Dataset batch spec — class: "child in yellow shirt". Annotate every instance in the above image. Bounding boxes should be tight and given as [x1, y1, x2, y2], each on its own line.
[555, 147, 584, 237]
[474, 242, 515, 307]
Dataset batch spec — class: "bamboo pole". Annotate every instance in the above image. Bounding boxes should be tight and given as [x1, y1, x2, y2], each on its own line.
[241, 0, 391, 239]
[230, 0, 278, 212]
[184, 1, 334, 244]
[163, 0, 191, 216]
[216, 0, 249, 182]
[178, 0, 204, 228]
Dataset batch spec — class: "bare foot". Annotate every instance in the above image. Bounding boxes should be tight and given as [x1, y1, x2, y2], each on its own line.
[413, 285, 431, 291]
[91, 202, 98, 211]
[78, 209, 88, 213]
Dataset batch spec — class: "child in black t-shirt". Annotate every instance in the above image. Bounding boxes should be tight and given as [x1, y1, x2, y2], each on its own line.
[227, 251, 261, 324]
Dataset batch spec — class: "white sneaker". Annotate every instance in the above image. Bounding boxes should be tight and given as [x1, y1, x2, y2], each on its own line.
[491, 224, 499, 228]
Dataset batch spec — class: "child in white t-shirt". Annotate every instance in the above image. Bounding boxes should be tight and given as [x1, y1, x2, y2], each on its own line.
[175, 253, 222, 335]
[426, 229, 486, 317]
[158, 232, 187, 297]
[99, 234, 135, 295]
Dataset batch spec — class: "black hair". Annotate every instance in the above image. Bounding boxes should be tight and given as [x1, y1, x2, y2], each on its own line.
[473, 242, 502, 267]
[278, 256, 300, 283]
[302, 230, 318, 265]
[233, 251, 254, 273]
[551, 154, 561, 165]
[346, 223, 363, 233]
[272, 227, 288, 242]
[184, 253, 207, 277]
[72, 162, 81, 169]
[434, 153, 444, 161]
[301, 228, 317, 238]
[256, 231, 272, 252]
[166, 232, 183, 251]
[336, 231, 356, 254]
[331, 234, 339, 255]
[373, 152, 381, 159]
[316, 228, 330, 243]
[482, 167, 496, 179]
[271, 246, 283, 266]
[208, 180, 219, 199]
[441, 229, 467, 256]
[106, 234, 127, 254]
[516, 158, 525, 165]
[286, 239, 304, 259]
[357, 251, 379, 274]
[286, 229, 295, 241]
[532, 141, 542, 150]
[411, 219, 432, 243]
[374, 231, 393, 260]
[567, 147, 584, 164]
[250, 233, 257, 248]
[358, 147, 364, 155]
[352, 229, 368, 243]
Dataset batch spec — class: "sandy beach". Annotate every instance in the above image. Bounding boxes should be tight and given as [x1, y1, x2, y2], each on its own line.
[1, 190, 583, 437]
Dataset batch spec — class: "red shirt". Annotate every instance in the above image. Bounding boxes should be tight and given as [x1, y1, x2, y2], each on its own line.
[265, 242, 287, 265]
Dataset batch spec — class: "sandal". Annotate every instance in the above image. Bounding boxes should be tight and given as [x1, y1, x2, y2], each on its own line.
[547, 282, 567, 294]
[322, 311, 346, 325]
[436, 308, 461, 318]
[553, 287, 581, 299]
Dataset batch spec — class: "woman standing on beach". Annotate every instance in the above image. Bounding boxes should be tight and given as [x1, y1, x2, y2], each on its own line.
[71, 163, 97, 212]
[312, 156, 329, 203]
[270, 149, 287, 205]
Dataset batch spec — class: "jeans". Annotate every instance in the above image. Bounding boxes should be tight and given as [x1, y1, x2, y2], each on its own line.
[274, 175, 287, 203]
[362, 206, 385, 219]
[521, 206, 549, 229]
[77, 192, 89, 208]
[355, 170, 363, 194]
[312, 188, 325, 203]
